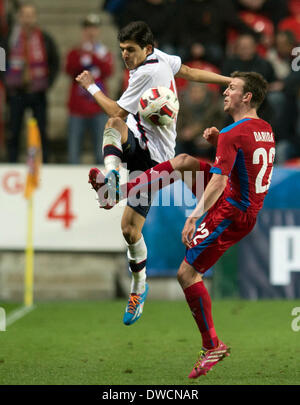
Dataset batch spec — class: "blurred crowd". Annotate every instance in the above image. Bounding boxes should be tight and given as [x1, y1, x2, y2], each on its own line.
[0, 0, 300, 165]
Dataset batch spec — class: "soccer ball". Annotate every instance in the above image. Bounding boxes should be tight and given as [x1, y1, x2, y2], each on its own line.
[138, 86, 179, 127]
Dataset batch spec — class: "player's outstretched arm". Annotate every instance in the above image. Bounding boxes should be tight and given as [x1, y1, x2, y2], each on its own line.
[203, 127, 220, 148]
[76, 70, 128, 119]
[181, 174, 228, 248]
[176, 64, 231, 86]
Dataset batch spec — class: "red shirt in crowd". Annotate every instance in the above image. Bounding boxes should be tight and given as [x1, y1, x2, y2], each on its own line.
[66, 43, 114, 116]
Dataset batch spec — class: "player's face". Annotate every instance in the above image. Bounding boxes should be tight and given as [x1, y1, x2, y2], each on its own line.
[223, 78, 248, 114]
[120, 41, 152, 70]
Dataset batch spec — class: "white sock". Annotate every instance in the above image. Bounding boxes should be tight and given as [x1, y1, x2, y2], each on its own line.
[130, 268, 146, 295]
[126, 235, 147, 294]
[104, 155, 121, 172]
[102, 127, 122, 172]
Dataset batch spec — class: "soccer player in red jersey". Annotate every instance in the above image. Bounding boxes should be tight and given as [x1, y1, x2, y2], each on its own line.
[179, 71, 275, 378]
[91, 71, 275, 377]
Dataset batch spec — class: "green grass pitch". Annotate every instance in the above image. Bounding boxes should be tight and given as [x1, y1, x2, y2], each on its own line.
[0, 299, 299, 385]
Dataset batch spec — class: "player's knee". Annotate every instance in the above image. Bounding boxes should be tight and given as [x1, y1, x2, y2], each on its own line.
[105, 117, 124, 131]
[172, 153, 190, 171]
[105, 117, 127, 143]
[121, 223, 140, 245]
[177, 260, 202, 289]
[177, 266, 185, 285]
[174, 153, 189, 166]
[177, 262, 189, 287]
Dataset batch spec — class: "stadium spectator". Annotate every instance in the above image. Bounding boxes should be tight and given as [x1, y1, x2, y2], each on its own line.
[265, 30, 300, 163]
[175, 43, 222, 94]
[222, 34, 276, 83]
[278, 7, 300, 43]
[226, 9, 275, 57]
[101, 0, 132, 28]
[234, 0, 289, 28]
[174, 0, 259, 66]
[5, 1, 60, 163]
[77, 21, 231, 328]
[0, 0, 8, 38]
[65, 14, 114, 164]
[113, 0, 177, 53]
[176, 82, 224, 162]
[289, 0, 300, 17]
[266, 30, 297, 81]
[272, 69, 300, 163]
[222, 33, 276, 125]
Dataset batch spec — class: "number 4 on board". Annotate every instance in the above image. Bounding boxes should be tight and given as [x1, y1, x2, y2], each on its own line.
[47, 188, 76, 229]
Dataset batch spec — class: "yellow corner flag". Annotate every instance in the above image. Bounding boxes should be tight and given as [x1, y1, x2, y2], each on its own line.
[24, 118, 42, 199]
[24, 117, 42, 307]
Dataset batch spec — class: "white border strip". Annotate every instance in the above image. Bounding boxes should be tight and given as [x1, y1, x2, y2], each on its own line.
[6, 305, 36, 327]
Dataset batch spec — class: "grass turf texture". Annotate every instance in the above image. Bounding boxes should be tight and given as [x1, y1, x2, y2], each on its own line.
[0, 300, 299, 385]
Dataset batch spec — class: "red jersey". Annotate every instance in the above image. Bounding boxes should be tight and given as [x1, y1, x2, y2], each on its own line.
[210, 117, 275, 215]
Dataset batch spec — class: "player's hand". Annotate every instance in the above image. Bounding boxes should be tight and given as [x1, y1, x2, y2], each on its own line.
[76, 70, 95, 89]
[182, 217, 197, 249]
[203, 127, 219, 147]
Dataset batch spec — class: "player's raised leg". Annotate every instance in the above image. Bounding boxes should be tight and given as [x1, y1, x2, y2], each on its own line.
[121, 206, 149, 325]
[90, 154, 210, 208]
[124, 154, 210, 197]
[89, 154, 211, 209]
[100, 154, 212, 207]
[127, 154, 211, 198]
[103, 117, 128, 202]
[89, 117, 128, 203]
[170, 154, 212, 198]
[177, 260, 230, 378]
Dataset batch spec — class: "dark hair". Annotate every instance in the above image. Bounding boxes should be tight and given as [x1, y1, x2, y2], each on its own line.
[278, 30, 297, 46]
[19, 1, 36, 10]
[231, 71, 268, 109]
[118, 21, 154, 49]
[237, 32, 258, 44]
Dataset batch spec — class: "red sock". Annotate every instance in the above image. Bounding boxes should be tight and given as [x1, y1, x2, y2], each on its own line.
[121, 160, 178, 196]
[183, 281, 219, 350]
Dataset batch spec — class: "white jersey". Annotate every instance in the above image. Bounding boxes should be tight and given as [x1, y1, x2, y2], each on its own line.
[117, 48, 181, 164]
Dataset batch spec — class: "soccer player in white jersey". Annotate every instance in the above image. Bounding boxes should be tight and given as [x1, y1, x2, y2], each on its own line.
[76, 21, 231, 326]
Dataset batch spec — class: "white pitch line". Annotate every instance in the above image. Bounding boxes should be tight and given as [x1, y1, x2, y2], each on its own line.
[6, 305, 36, 327]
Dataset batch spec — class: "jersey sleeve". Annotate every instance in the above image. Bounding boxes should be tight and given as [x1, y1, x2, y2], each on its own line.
[210, 130, 239, 176]
[166, 54, 182, 75]
[117, 72, 152, 115]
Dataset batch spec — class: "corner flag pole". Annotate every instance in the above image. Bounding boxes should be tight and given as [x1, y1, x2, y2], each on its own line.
[24, 117, 42, 308]
[24, 195, 34, 307]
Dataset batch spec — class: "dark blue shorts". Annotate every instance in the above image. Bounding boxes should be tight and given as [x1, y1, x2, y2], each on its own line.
[122, 129, 158, 218]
